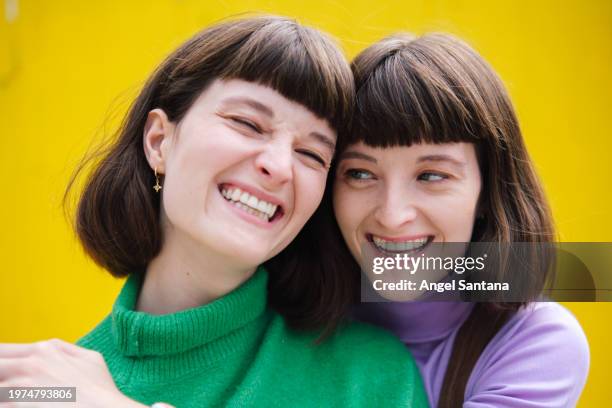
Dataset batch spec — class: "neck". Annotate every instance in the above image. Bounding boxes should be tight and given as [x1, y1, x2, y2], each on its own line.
[136, 227, 256, 315]
[355, 301, 474, 343]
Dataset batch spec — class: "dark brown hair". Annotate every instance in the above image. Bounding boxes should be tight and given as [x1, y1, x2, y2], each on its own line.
[64, 15, 355, 337]
[344, 33, 556, 405]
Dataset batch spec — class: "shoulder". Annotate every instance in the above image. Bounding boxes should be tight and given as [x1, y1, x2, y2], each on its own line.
[490, 302, 589, 365]
[465, 302, 589, 407]
[265, 315, 429, 407]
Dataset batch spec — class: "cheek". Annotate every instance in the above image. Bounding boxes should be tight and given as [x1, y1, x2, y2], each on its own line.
[160, 154, 202, 228]
[425, 193, 478, 240]
[161, 136, 228, 225]
[332, 183, 348, 228]
[332, 184, 365, 236]
[183, 121, 255, 167]
[332, 184, 373, 262]
[295, 172, 327, 220]
[172, 127, 254, 199]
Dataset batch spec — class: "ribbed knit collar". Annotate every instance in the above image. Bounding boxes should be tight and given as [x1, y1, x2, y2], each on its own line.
[354, 301, 474, 344]
[111, 267, 268, 357]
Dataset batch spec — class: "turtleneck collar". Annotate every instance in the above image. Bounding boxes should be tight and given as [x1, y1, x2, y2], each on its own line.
[111, 266, 268, 357]
[354, 301, 474, 344]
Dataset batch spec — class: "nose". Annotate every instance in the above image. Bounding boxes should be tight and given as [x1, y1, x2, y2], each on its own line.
[374, 185, 418, 230]
[254, 140, 293, 188]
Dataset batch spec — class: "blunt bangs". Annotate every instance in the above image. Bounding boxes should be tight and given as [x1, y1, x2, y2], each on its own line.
[348, 33, 508, 151]
[222, 21, 353, 135]
[159, 16, 353, 136]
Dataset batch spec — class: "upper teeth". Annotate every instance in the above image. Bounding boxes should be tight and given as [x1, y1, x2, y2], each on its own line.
[221, 186, 278, 221]
[372, 236, 428, 252]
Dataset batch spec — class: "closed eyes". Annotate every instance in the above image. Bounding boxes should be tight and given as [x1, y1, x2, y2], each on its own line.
[296, 149, 326, 167]
[229, 116, 262, 133]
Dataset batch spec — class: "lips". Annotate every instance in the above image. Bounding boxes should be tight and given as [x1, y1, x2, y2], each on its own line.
[367, 234, 433, 253]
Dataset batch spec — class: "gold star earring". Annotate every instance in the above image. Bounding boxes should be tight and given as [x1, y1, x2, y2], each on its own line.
[153, 167, 162, 193]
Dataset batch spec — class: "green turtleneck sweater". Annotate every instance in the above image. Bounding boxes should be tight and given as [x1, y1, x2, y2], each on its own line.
[77, 268, 428, 407]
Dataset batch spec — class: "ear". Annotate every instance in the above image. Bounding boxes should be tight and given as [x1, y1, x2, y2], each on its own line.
[143, 108, 174, 174]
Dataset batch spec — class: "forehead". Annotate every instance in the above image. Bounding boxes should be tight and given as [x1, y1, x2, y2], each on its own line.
[187, 79, 335, 134]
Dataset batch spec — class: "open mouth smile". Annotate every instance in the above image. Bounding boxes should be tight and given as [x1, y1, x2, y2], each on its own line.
[367, 234, 434, 254]
[219, 183, 284, 224]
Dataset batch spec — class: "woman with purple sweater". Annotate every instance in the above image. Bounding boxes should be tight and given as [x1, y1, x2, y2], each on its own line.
[332, 33, 589, 407]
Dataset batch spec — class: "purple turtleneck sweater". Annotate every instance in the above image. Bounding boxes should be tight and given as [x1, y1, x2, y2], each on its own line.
[355, 301, 589, 407]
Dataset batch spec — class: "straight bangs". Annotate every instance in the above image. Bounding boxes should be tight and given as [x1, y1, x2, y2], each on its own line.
[220, 20, 354, 135]
[348, 33, 509, 151]
[160, 16, 353, 136]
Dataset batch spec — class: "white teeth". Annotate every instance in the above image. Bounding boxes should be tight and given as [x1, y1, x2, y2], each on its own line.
[247, 195, 258, 208]
[257, 200, 268, 213]
[240, 192, 249, 204]
[269, 204, 278, 216]
[372, 236, 429, 252]
[220, 186, 279, 221]
[257, 201, 270, 213]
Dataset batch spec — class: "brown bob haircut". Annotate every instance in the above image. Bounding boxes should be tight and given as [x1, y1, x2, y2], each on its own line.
[342, 33, 556, 403]
[65, 16, 355, 338]
[345, 32, 555, 291]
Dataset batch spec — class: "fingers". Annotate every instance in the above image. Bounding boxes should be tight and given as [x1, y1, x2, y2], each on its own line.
[0, 344, 35, 358]
[0, 339, 90, 359]
[0, 339, 107, 387]
[36, 339, 82, 358]
[0, 357, 26, 380]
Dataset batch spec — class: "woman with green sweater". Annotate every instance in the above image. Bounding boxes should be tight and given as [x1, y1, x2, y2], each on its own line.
[0, 16, 427, 407]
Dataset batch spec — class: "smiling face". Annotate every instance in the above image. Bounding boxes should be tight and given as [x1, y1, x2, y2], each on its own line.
[332, 142, 482, 265]
[146, 79, 336, 271]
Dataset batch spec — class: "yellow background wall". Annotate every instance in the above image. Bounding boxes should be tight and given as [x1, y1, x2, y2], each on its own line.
[1, 0, 610, 405]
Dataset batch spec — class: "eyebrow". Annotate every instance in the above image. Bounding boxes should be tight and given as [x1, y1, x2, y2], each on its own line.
[220, 97, 274, 118]
[220, 97, 334, 149]
[416, 154, 466, 167]
[309, 131, 336, 151]
[338, 151, 378, 163]
[337, 151, 467, 168]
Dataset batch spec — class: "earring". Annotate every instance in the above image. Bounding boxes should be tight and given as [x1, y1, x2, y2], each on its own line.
[153, 167, 162, 193]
